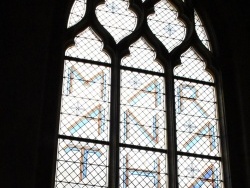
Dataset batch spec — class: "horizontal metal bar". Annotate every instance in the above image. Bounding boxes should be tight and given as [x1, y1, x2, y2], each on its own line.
[64, 56, 112, 67]
[58, 135, 109, 145]
[120, 103, 165, 112]
[174, 76, 215, 86]
[119, 143, 167, 153]
[57, 159, 108, 167]
[176, 96, 217, 103]
[121, 66, 165, 76]
[55, 180, 106, 188]
[61, 94, 111, 103]
[175, 112, 219, 120]
[177, 151, 221, 160]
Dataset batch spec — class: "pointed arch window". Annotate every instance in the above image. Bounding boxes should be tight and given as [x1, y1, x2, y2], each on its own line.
[54, 0, 230, 188]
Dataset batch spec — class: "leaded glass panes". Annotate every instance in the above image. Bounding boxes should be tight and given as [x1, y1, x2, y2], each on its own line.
[67, 0, 86, 28]
[174, 48, 213, 82]
[96, 0, 137, 43]
[175, 80, 220, 156]
[66, 27, 111, 63]
[120, 71, 166, 148]
[120, 147, 168, 188]
[119, 35, 167, 186]
[121, 38, 164, 73]
[56, 26, 111, 187]
[55, 0, 227, 187]
[195, 11, 211, 50]
[55, 139, 109, 188]
[174, 48, 222, 187]
[60, 61, 110, 141]
[178, 156, 223, 188]
[148, 0, 186, 51]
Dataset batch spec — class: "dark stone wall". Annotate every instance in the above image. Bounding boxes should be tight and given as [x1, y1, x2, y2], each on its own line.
[0, 0, 249, 187]
[201, 1, 250, 187]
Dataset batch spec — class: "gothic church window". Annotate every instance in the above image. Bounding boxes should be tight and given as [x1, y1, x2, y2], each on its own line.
[54, 0, 229, 187]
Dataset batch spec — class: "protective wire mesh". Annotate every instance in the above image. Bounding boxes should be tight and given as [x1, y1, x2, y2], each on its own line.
[55, 139, 109, 188]
[148, 0, 186, 51]
[67, 0, 86, 28]
[120, 147, 168, 188]
[195, 11, 210, 50]
[96, 0, 137, 43]
[60, 61, 111, 141]
[178, 156, 223, 188]
[174, 48, 214, 82]
[121, 38, 164, 73]
[175, 80, 220, 156]
[120, 70, 166, 149]
[65, 27, 111, 63]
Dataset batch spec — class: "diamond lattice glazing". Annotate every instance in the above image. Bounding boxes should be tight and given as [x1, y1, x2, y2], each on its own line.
[120, 147, 168, 188]
[67, 0, 86, 28]
[65, 27, 111, 63]
[96, 0, 137, 43]
[120, 70, 166, 149]
[121, 38, 164, 73]
[174, 80, 220, 156]
[174, 48, 213, 82]
[55, 139, 109, 188]
[178, 156, 223, 188]
[55, 0, 225, 187]
[60, 61, 110, 141]
[148, 0, 186, 51]
[195, 11, 210, 50]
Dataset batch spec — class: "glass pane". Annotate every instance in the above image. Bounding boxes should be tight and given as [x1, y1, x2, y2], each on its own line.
[148, 0, 186, 51]
[195, 11, 210, 50]
[120, 147, 168, 188]
[178, 156, 223, 188]
[121, 38, 164, 73]
[60, 61, 111, 141]
[67, 0, 86, 28]
[65, 27, 111, 63]
[96, 0, 137, 43]
[55, 139, 109, 188]
[174, 48, 213, 82]
[175, 80, 220, 156]
[120, 70, 166, 149]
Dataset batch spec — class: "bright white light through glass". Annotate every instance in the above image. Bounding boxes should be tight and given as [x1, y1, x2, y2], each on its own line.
[67, 0, 86, 28]
[195, 11, 211, 50]
[122, 38, 164, 73]
[174, 48, 213, 82]
[148, 0, 186, 51]
[55, 0, 225, 187]
[96, 0, 137, 43]
[66, 27, 111, 63]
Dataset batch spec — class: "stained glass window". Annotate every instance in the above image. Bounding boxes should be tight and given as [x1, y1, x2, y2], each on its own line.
[54, 0, 228, 188]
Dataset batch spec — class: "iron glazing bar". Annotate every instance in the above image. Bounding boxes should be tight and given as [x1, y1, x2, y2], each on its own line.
[65, 56, 112, 67]
[119, 143, 167, 153]
[56, 180, 108, 188]
[177, 151, 221, 160]
[175, 113, 219, 120]
[58, 134, 109, 145]
[174, 76, 215, 86]
[120, 66, 165, 77]
[177, 96, 217, 103]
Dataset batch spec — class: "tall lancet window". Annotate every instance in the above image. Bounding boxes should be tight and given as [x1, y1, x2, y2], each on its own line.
[54, 0, 230, 188]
